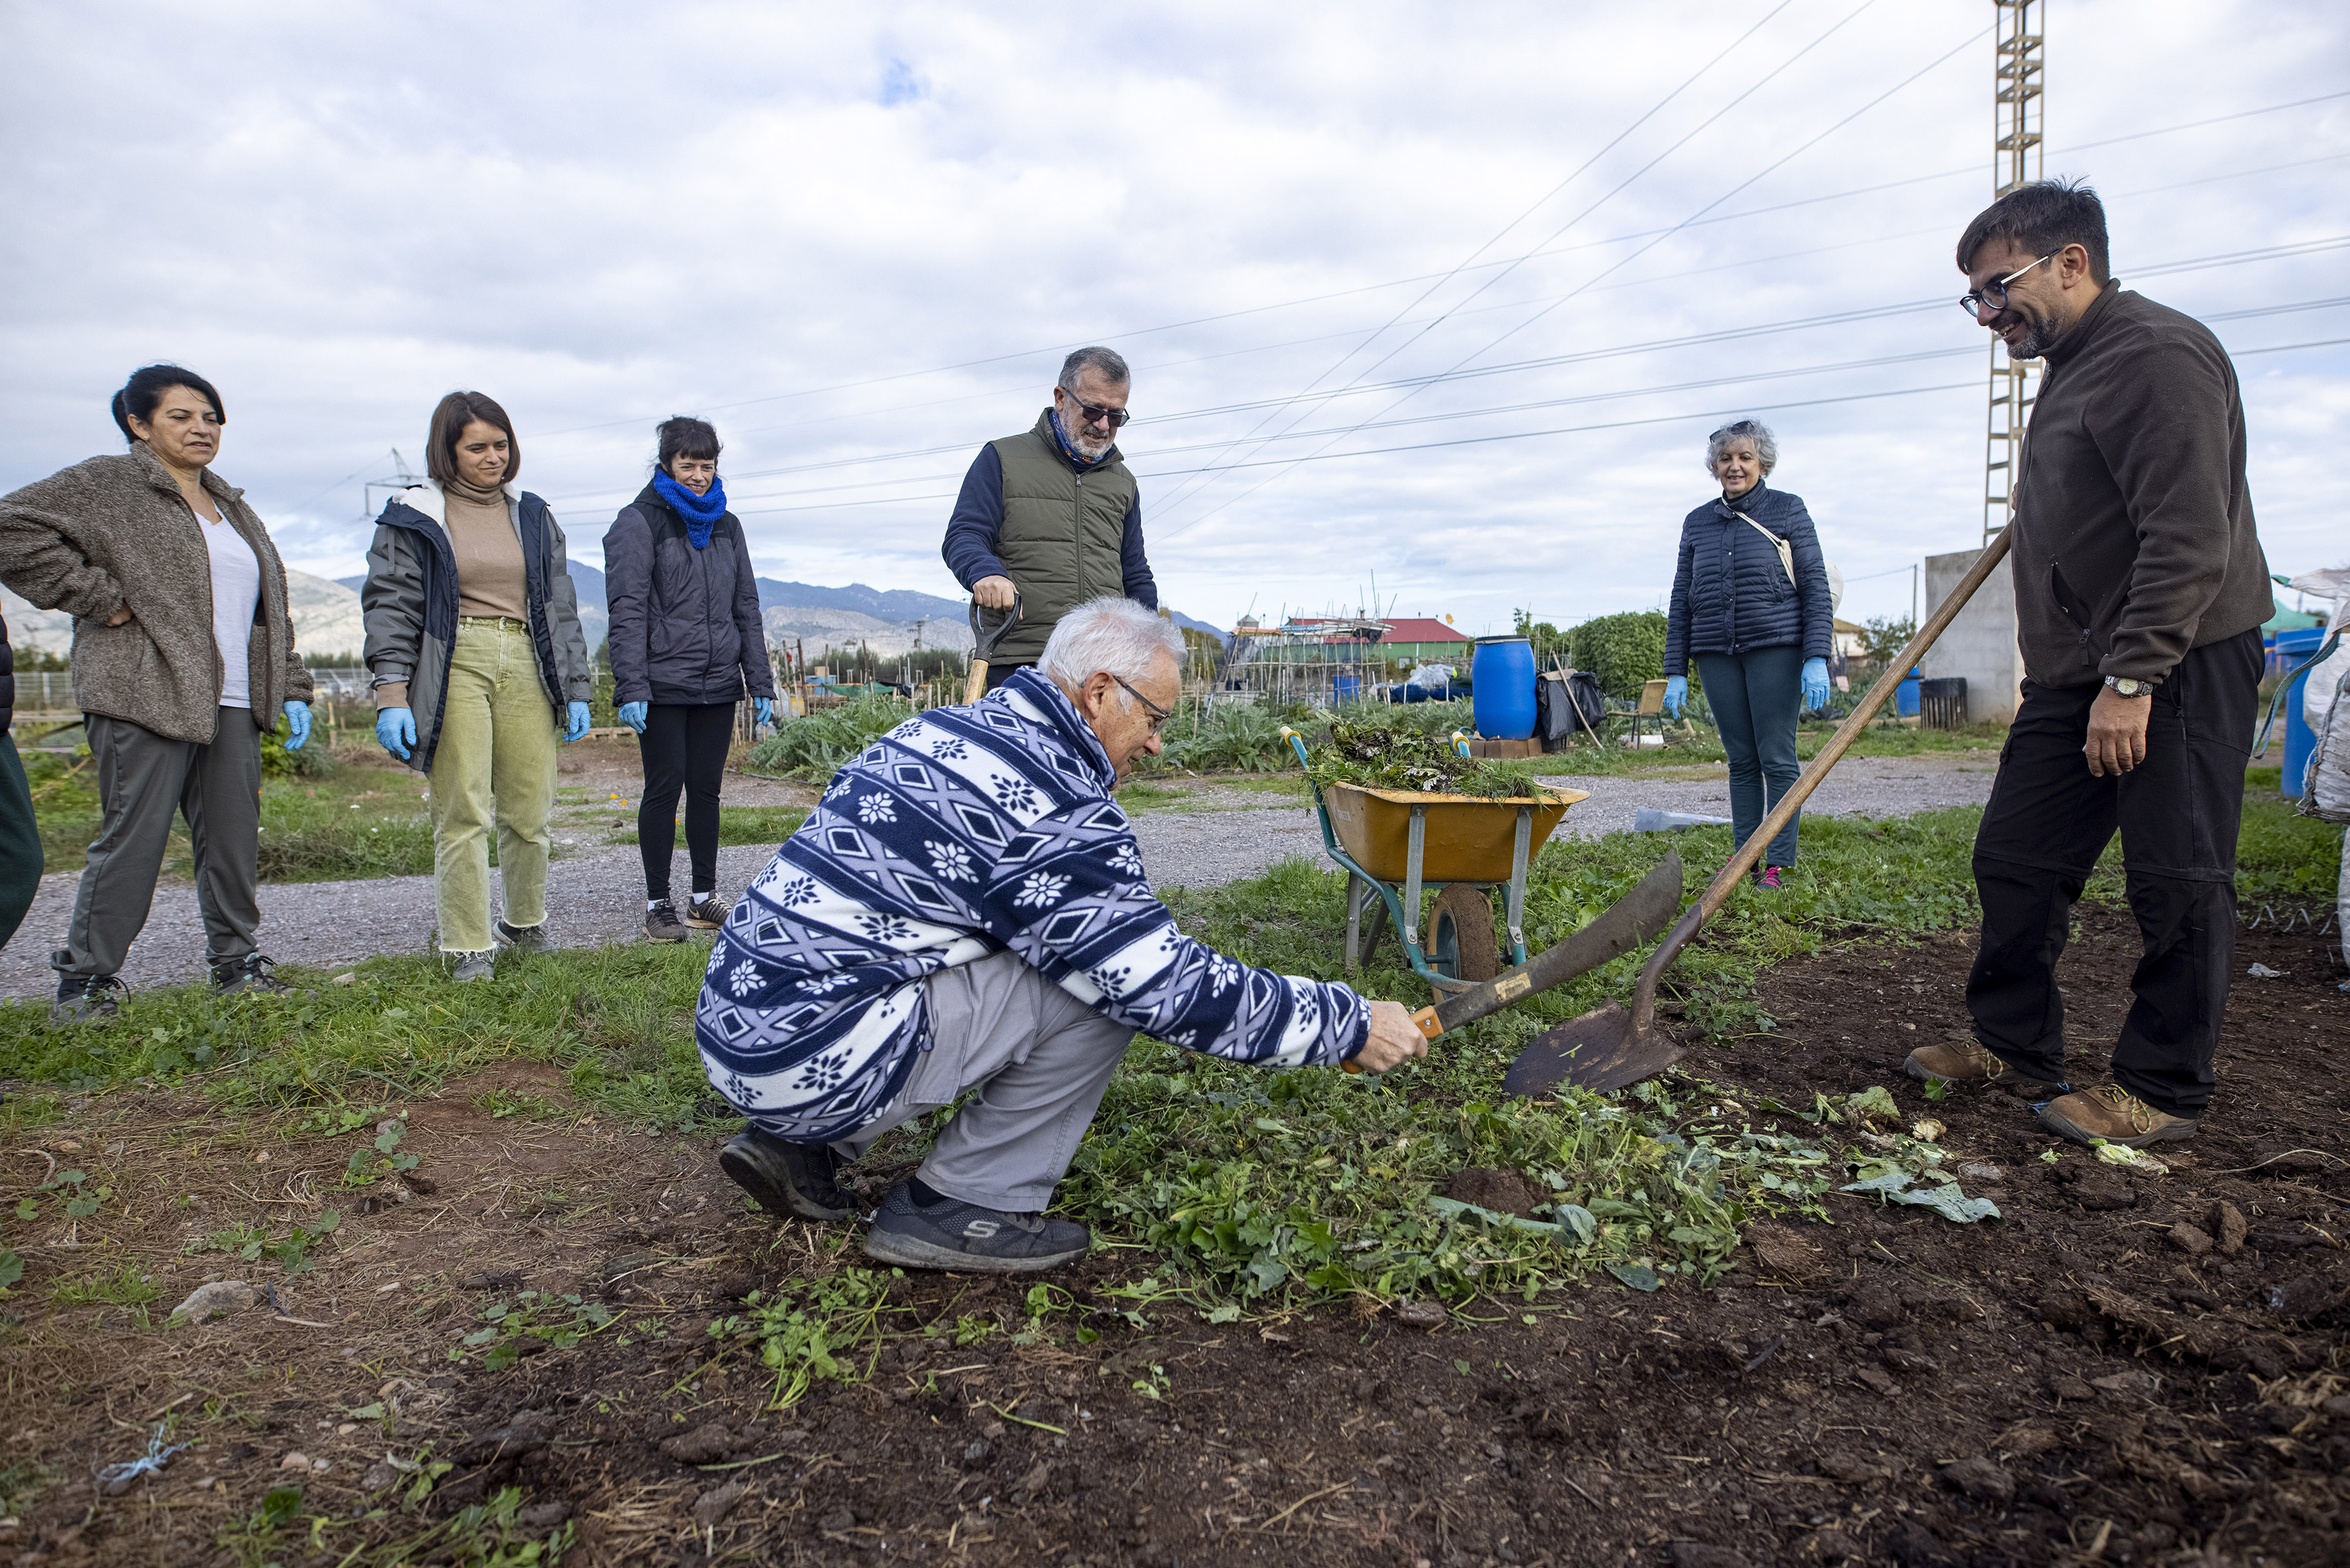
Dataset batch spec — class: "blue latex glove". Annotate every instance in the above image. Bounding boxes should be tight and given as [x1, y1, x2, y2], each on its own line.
[752, 697, 773, 728]
[283, 700, 312, 751]
[1662, 675, 1687, 718]
[375, 706, 416, 761]
[618, 700, 649, 734]
[1801, 657, 1831, 710]
[564, 700, 592, 742]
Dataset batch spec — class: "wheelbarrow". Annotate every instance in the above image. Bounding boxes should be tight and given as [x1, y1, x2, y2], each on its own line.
[1282, 728, 1587, 992]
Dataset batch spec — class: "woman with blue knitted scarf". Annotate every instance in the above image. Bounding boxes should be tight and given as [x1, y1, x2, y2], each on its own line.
[602, 417, 778, 943]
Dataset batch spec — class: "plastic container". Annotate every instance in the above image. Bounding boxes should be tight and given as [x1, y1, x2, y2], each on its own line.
[2276, 626, 2327, 797]
[1331, 673, 1360, 705]
[1894, 668, 1922, 718]
[1470, 636, 1536, 739]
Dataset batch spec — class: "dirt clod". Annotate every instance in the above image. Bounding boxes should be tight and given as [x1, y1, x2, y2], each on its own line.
[458, 1268, 520, 1290]
[1444, 1167, 1545, 1216]
[1939, 1455, 2014, 1504]
[2170, 1221, 2216, 1255]
[1744, 1222, 1827, 1285]
[170, 1279, 261, 1321]
[690, 1478, 748, 1528]
[2214, 1199, 2250, 1254]
[1394, 1299, 1447, 1329]
[659, 1421, 736, 1464]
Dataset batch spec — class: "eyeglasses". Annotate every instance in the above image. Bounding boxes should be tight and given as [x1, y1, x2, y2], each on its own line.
[1057, 389, 1131, 429]
[1110, 674, 1171, 734]
[1958, 254, 2053, 320]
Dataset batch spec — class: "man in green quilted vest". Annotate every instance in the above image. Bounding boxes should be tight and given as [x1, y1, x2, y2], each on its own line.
[942, 347, 1159, 684]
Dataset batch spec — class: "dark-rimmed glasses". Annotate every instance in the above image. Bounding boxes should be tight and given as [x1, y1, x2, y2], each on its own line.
[1958, 254, 2053, 320]
[1057, 389, 1132, 429]
[1110, 673, 1171, 734]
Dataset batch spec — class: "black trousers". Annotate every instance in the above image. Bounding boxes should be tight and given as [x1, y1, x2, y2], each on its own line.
[1965, 627, 2262, 1116]
[637, 703, 734, 901]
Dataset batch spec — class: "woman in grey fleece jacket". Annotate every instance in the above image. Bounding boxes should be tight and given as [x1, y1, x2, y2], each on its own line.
[0, 365, 315, 1019]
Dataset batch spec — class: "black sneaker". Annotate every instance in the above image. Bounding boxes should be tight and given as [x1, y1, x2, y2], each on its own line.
[495, 919, 553, 954]
[51, 972, 125, 1023]
[684, 893, 731, 930]
[719, 1126, 850, 1221]
[643, 901, 688, 944]
[211, 953, 298, 997]
[861, 1180, 1090, 1274]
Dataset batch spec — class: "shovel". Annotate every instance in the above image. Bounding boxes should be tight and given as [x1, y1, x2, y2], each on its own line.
[1504, 524, 2017, 1097]
[962, 590, 1025, 704]
[1344, 849, 1685, 1073]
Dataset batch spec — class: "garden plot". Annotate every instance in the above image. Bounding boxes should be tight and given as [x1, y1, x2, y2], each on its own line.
[0, 799, 2343, 1565]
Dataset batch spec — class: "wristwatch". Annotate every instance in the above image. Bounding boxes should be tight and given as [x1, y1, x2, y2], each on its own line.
[2104, 675, 2156, 698]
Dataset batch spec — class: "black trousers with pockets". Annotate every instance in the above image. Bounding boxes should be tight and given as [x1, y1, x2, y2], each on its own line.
[1965, 627, 2262, 1117]
[637, 703, 734, 901]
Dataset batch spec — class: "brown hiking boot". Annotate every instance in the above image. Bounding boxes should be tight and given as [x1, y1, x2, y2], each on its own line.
[2038, 1084, 2197, 1149]
[1902, 1036, 2056, 1094]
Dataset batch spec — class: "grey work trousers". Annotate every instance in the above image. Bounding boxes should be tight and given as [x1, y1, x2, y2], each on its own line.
[54, 709, 263, 982]
[832, 949, 1136, 1212]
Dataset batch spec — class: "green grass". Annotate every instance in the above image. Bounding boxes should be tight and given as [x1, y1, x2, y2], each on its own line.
[612, 805, 808, 848]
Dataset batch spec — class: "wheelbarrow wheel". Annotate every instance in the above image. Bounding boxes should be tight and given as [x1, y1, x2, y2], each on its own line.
[1428, 884, 1500, 984]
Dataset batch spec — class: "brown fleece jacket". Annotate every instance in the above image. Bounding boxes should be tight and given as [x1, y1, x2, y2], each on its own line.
[0, 443, 312, 744]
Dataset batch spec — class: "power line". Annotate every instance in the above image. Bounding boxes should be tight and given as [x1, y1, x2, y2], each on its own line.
[529, 88, 2350, 448]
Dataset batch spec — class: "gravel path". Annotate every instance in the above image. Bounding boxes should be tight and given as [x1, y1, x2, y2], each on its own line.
[0, 753, 1998, 1000]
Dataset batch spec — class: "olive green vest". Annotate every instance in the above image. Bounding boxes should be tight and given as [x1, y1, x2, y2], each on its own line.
[988, 410, 1138, 667]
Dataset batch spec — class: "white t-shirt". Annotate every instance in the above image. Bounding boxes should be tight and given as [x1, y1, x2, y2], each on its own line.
[201, 513, 261, 709]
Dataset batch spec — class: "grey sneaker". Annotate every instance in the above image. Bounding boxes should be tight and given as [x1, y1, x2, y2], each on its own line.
[494, 919, 552, 954]
[446, 949, 495, 984]
[862, 1181, 1090, 1274]
[719, 1126, 850, 1220]
[643, 901, 688, 944]
[51, 972, 126, 1023]
[684, 893, 731, 930]
[212, 952, 298, 996]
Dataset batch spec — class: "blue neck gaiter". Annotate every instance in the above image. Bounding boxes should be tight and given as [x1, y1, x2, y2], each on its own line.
[653, 471, 728, 549]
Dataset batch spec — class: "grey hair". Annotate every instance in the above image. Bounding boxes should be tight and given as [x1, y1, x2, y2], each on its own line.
[1705, 419, 1778, 476]
[1059, 346, 1130, 395]
[1038, 596, 1183, 695]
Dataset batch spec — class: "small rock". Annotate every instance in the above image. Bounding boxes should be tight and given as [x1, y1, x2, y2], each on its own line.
[172, 1280, 261, 1323]
[2213, 1201, 2249, 1255]
[1938, 1455, 2014, 1505]
[279, 1451, 313, 1471]
[361, 1460, 401, 1492]
[1394, 1299, 1447, 1330]
[2169, 1222, 2215, 1256]
[331, 972, 356, 984]
[690, 1478, 748, 1528]
[962, 1439, 994, 1466]
[1854, 1366, 1899, 1397]
[1012, 1459, 1054, 1498]
[517, 1501, 570, 1530]
[659, 1421, 736, 1465]
[816, 1505, 856, 1534]
[1960, 1163, 2003, 1183]
[459, 1268, 521, 1291]
[2246, 962, 2282, 978]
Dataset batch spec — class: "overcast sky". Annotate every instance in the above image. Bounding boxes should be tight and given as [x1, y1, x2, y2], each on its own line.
[4, 0, 2343, 635]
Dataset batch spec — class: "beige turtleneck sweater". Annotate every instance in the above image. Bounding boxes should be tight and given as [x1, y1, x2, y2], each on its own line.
[376, 480, 531, 708]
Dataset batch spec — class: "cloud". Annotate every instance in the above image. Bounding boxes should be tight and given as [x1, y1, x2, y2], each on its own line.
[1, 0, 2342, 639]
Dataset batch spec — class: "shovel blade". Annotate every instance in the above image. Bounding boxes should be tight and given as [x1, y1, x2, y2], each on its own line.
[1502, 1001, 1681, 1096]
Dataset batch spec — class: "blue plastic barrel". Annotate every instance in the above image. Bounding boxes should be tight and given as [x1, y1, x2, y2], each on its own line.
[1331, 673, 1360, 705]
[1470, 637, 1537, 739]
[2276, 627, 2327, 797]
[1895, 669, 1922, 718]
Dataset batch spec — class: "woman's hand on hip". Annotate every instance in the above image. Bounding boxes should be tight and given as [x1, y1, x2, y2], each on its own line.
[104, 601, 134, 627]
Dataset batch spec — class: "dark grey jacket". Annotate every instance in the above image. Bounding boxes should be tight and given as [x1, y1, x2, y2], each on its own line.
[602, 484, 775, 706]
[2011, 281, 2272, 688]
[361, 482, 593, 775]
[0, 444, 311, 744]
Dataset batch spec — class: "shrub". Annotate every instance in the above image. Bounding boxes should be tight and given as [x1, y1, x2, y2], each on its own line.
[1569, 611, 1669, 701]
[744, 694, 916, 783]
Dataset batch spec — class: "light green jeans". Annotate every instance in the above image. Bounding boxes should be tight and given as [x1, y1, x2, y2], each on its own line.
[429, 619, 559, 952]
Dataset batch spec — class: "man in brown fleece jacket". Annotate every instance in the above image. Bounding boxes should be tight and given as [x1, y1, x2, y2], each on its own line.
[1904, 180, 2272, 1149]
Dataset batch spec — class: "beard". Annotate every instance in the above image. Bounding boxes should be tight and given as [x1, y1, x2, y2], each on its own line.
[1071, 425, 1114, 460]
[2003, 309, 2065, 361]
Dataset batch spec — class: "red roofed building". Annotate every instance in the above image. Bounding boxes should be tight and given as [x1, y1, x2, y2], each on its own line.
[1284, 617, 1469, 661]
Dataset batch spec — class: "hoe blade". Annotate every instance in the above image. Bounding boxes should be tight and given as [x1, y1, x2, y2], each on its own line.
[1502, 1001, 1681, 1096]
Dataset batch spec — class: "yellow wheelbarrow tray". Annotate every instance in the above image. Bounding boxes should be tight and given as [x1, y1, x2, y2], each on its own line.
[1281, 729, 1587, 991]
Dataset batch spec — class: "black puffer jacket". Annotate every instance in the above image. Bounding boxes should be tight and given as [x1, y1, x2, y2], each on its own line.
[603, 484, 776, 707]
[0, 611, 14, 736]
[1663, 482, 1834, 675]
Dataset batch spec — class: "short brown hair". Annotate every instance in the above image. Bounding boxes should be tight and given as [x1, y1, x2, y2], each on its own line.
[426, 391, 520, 487]
[1955, 178, 2110, 285]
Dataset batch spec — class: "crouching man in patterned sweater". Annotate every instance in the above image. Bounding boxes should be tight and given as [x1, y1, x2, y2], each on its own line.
[696, 596, 1428, 1272]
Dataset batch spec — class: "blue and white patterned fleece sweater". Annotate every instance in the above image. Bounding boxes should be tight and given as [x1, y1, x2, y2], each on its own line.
[696, 668, 1372, 1142]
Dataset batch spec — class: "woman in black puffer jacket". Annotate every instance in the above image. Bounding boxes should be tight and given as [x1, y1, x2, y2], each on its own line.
[604, 417, 777, 942]
[1662, 419, 1834, 887]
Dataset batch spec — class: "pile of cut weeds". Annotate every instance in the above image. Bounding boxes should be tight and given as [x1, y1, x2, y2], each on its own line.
[2, 909, 2343, 1566]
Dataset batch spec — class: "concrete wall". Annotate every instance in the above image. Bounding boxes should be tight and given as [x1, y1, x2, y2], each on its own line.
[1919, 547, 2026, 724]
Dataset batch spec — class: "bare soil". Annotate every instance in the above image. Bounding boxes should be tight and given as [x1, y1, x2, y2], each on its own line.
[4, 913, 2345, 1567]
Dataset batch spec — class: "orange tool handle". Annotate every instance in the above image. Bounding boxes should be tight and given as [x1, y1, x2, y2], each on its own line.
[1340, 1006, 1443, 1073]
